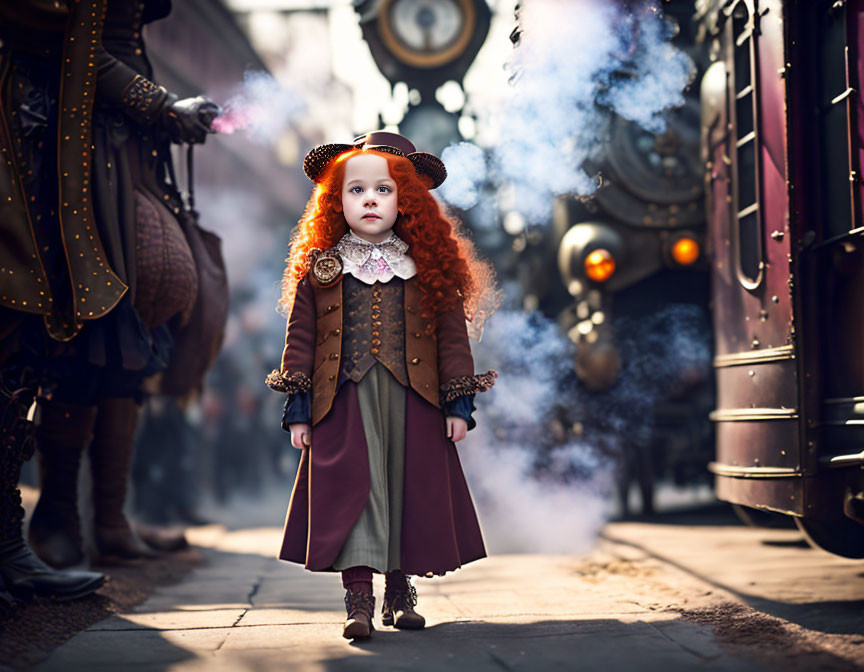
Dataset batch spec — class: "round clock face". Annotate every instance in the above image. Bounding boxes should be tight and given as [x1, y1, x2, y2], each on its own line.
[379, 0, 476, 69]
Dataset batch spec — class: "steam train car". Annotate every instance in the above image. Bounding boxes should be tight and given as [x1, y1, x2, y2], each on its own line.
[699, 0, 864, 557]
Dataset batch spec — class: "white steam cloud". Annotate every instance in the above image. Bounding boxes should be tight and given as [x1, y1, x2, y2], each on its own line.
[462, 310, 614, 554]
[439, 142, 487, 211]
[440, 0, 694, 224]
[460, 303, 711, 554]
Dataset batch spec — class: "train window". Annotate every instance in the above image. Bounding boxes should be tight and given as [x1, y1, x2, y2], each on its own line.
[818, 5, 856, 238]
[732, 7, 751, 90]
[738, 210, 760, 283]
[735, 92, 753, 138]
[730, 1, 763, 288]
[737, 140, 756, 209]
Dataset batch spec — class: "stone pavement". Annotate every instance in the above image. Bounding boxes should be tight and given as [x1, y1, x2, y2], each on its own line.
[604, 514, 864, 664]
[34, 522, 793, 672]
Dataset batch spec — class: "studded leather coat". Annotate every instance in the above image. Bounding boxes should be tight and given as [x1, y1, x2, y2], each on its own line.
[0, 0, 182, 341]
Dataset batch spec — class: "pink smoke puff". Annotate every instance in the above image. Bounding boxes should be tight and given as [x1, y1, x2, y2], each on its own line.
[211, 107, 253, 135]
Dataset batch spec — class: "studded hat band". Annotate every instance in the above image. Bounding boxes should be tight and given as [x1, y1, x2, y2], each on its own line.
[302, 131, 447, 189]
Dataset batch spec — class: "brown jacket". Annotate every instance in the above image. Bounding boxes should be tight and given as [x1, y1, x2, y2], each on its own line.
[279, 272, 475, 426]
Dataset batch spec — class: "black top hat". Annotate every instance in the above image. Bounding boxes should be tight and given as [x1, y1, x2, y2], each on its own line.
[302, 131, 447, 189]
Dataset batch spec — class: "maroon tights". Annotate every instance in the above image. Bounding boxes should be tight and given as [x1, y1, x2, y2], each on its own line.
[341, 566, 373, 595]
[342, 567, 411, 595]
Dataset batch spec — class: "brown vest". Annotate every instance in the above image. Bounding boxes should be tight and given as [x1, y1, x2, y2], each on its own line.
[309, 273, 439, 426]
[339, 275, 409, 387]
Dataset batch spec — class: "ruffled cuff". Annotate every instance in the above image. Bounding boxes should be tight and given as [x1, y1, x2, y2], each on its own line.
[281, 392, 312, 432]
[265, 369, 312, 396]
[439, 370, 498, 405]
[442, 395, 477, 431]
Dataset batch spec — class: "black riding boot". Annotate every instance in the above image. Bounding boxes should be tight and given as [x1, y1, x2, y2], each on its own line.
[28, 401, 98, 568]
[0, 372, 104, 603]
[90, 397, 156, 561]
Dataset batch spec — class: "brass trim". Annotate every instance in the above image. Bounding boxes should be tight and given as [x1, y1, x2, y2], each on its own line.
[709, 462, 801, 478]
[823, 395, 864, 406]
[821, 451, 864, 468]
[377, 0, 477, 70]
[713, 345, 795, 368]
[831, 87, 855, 106]
[736, 130, 757, 148]
[710, 407, 798, 421]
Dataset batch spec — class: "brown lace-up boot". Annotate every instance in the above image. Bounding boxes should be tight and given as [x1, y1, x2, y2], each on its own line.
[382, 570, 425, 629]
[90, 397, 156, 561]
[343, 590, 375, 639]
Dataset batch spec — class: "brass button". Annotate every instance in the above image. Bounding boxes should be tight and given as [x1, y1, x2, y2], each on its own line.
[413, 332, 421, 338]
[331, 328, 340, 335]
[328, 374, 335, 381]
[371, 339, 381, 346]
[373, 321, 383, 327]
[411, 357, 421, 365]
[424, 383, 430, 389]
[371, 330, 379, 337]
[370, 348, 380, 355]
[329, 353, 339, 360]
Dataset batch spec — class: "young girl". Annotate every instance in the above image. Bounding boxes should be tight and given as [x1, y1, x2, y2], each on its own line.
[266, 131, 497, 640]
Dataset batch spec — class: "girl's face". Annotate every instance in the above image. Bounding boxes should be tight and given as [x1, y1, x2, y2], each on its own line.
[341, 153, 399, 244]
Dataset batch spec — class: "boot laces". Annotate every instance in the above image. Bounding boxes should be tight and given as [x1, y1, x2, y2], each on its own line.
[405, 583, 418, 608]
[344, 590, 375, 618]
[385, 581, 417, 608]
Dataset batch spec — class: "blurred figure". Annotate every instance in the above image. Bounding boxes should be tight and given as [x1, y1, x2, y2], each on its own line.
[4, 0, 220, 570]
[132, 397, 203, 527]
[0, 0, 118, 607]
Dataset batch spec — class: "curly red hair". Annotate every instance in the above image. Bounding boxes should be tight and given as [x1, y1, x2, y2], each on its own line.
[279, 148, 496, 329]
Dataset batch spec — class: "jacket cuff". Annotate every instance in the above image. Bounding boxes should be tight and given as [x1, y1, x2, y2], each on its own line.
[281, 392, 312, 431]
[266, 369, 312, 396]
[442, 395, 477, 431]
[439, 370, 498, 405]
[120, 74, 171, 125]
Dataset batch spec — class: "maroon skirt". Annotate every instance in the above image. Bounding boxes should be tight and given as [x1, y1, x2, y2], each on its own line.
[279, 381, 486, 575]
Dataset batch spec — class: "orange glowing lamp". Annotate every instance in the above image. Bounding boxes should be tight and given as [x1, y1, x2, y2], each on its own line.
[584, 249, 616, 283]
[672, 237, 700, 266]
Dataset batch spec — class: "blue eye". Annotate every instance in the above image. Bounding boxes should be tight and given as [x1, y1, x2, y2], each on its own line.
[377, 186, 391, 193]
[350, 186, 362, 194]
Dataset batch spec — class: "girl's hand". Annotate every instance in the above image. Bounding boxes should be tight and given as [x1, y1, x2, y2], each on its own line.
[289, 423, 311, 450]
[446, 417, 468, 443]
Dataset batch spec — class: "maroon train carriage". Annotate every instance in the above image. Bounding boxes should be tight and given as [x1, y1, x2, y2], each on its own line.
[699, 0, 864, 557]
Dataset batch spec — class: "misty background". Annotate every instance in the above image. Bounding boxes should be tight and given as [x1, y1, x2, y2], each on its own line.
[111, 0, 715, 555]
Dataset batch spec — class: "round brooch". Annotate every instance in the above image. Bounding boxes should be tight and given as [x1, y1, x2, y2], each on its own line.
[310, 250, 343, 286]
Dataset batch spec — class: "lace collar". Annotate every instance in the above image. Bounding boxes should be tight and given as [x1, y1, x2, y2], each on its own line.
[335, 231, 417, 285]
